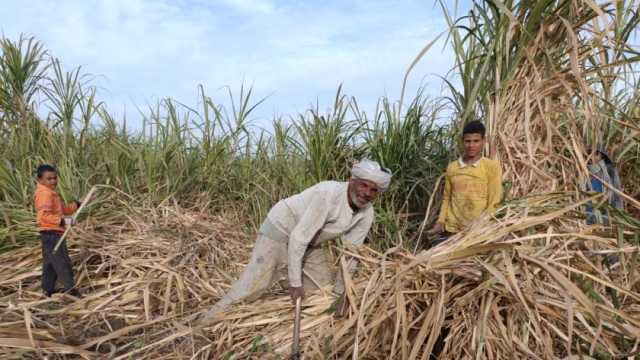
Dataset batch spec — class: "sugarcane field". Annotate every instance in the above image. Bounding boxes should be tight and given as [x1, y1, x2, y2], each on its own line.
[1, 1, 640, 359]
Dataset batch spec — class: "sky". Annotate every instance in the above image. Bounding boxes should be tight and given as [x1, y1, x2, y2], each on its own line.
[1, 0, 471, 131]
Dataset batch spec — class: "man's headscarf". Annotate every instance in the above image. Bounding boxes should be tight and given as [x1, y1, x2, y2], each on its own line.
[351, 159, 392, 192]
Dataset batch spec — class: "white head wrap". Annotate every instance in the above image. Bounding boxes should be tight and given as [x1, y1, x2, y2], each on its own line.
[351, 159, 392, 191]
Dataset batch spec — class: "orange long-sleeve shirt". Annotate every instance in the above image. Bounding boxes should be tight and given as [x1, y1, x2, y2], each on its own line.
[34, 183, 78, 233]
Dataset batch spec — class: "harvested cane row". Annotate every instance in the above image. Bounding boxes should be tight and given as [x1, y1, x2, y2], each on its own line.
[0, 201, 252, 359]
[1, 193, 638, 359]
[211, 194, 640, 359]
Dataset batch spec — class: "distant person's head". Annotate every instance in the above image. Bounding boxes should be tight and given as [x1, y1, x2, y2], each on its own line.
[462, 121, 486, 159]
[36, 164, 58, 190]
[587, 145, 612, 166]
[586, 145, 618, 182]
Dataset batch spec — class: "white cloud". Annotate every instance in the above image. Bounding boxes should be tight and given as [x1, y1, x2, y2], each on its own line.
[0, 0, 457, 129]
[220, 0, 275, 14]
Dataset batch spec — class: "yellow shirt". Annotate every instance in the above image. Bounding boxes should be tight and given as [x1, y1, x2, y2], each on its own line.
[437, 157, 502, 233]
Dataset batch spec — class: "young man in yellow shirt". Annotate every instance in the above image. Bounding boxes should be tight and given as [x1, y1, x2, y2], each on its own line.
[426, 121, 502, 242]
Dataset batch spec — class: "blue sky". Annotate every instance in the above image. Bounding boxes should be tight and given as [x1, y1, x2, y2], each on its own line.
[1, 0, 471, 130]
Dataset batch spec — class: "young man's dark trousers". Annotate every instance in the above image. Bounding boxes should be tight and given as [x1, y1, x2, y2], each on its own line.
[40, 231, 77, 296]
[429, 231, 453, 247]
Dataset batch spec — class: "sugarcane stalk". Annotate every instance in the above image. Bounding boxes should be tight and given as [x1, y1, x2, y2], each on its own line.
[53, 186, 98, 253]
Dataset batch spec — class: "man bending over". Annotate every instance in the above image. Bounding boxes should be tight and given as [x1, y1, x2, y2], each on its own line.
[197, 159, 392, 326]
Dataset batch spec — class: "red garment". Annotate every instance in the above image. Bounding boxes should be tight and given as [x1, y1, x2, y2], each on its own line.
[34, 183, 78, 233]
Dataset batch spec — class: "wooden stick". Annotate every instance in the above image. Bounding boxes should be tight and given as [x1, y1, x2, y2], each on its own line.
[291, 297, 302, 359]
[53, 186, 99, 253]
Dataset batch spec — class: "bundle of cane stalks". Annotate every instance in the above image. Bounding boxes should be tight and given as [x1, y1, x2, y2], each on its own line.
[1, 193, 638, 359]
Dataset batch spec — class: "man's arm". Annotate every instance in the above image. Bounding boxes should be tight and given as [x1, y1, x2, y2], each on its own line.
[288, 195, 331, 289]
[62, 200, 79, 215]
[486, 160, 503, 214]
[334, 211, 373, 295]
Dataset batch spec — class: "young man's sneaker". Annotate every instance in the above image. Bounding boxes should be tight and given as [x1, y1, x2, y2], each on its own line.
[44, 289, 62, 297]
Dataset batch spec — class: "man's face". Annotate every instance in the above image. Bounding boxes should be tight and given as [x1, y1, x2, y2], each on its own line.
[348, 178, 380, 209]
[463, 133, 485, 159]
[38, 171, 58, 190]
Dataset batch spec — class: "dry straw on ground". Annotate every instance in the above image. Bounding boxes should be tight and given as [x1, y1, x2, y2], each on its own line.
[0, 201, 252, 359]
[0, 193, 638, 359]
[205, 196, 639, 360]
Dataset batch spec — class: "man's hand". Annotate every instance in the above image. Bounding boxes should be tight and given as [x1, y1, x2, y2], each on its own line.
[426, 223, 444, 236]
[334, 292, 349, 318]
[289, 286, 304, 304]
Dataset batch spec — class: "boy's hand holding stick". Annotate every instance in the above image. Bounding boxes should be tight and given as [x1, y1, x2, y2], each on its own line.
[53, 186, 98, 253]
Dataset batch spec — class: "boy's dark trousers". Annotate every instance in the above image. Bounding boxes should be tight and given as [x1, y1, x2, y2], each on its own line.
[40, 231, 76, 295]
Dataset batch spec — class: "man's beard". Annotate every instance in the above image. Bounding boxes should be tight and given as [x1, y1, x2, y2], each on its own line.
[349, 191, 369, 209]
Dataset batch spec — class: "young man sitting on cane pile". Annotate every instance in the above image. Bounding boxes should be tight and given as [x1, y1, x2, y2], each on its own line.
[196, 159, 392, 327]
[425, 121, 502, 244]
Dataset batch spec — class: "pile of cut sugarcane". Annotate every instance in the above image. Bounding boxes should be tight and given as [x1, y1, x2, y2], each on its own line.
[0, 193, 638, 359]
[205, 193, 640, 359]
[0, 201, 253, 359]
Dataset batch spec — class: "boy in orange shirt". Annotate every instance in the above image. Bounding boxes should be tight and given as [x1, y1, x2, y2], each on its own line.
[34, 164, 81, 297]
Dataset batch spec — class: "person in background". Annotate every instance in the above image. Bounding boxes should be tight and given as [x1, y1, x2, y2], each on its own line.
[584, 145, 624, 225]
[34, 164, 82, 298]
[426, 121, 503, 243]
